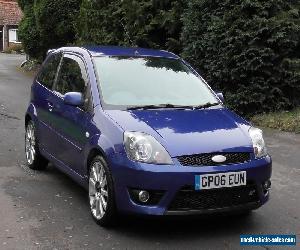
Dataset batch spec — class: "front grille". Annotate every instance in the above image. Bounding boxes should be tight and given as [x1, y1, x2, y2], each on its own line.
[168, 184, 259, 211]
[177, 152, 251, 166]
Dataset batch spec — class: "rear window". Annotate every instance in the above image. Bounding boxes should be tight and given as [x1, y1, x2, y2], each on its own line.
[37, 53, 62, 89]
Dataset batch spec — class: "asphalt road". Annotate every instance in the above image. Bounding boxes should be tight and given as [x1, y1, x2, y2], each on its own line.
[0, 53, 299, 250]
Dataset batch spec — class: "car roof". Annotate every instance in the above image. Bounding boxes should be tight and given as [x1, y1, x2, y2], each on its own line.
[54, 46, 179, 59]
[85, 46, 179, 59]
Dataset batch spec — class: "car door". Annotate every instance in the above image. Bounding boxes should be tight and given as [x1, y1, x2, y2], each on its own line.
[48, 53, 93, 175]
[34, 52, 62, 155]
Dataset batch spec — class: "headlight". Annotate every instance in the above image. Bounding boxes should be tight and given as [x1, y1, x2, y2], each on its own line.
[124, 131, 173, 164]
[249, 127, 267, 158]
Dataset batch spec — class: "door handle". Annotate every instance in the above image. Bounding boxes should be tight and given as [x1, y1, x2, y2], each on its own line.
[47, 102, 54, 112]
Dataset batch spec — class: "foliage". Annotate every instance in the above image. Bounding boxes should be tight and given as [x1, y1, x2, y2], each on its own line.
[20, 59, 41, 74]
[181, 0, 300, 116]
[252, 108, 300, 133]
[76, 0, 125, 47]
[18, 0, 81, 61]
[18, 2, 42, 60]
[3, 44, 24, 54]
[17, 0, 34, 10]
[34, 0, 81, 59]
[77, 0, 185, 54]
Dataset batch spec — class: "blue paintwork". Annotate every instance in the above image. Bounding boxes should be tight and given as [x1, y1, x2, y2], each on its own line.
[25, 46, 272, 216]
[105, 108, 254, 157]
[63, 92, 84, 106]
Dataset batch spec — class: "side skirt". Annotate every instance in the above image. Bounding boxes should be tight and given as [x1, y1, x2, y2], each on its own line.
[40, 147, 88, 190]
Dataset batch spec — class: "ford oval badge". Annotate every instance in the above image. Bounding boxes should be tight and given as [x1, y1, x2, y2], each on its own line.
[211, 155, 227, 163]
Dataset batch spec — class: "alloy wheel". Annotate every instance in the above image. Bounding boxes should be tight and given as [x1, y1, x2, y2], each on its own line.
[89, 161, 109, 220]
[25, 122, 36, 165]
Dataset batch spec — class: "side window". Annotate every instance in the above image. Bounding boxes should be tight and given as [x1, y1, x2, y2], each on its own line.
[37, 53, 62, 89]
[55, 55, 87, 95]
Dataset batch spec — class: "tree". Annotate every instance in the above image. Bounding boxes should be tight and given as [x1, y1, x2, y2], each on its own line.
[181, 0, 300, 115]
[18, 0, 81, 61]
[76, 0, 126, 47]
[77, 0, 185, 54]
[18, 0, 42, 59]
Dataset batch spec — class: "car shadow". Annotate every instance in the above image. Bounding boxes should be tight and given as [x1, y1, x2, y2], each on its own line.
[112, 212, 259, 240]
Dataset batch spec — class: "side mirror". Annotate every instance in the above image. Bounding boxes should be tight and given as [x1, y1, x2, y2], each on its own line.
[63, 92, 84, 107]
[216, 92, 224, 103]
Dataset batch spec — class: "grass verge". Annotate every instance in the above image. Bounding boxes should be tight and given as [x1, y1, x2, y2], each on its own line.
[251, 108, 300, 133]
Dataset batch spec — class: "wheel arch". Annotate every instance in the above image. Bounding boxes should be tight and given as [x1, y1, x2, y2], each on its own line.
[25, 113, 32, 126]
[25, 103, 38, 127]
[86, 146, 108, 176]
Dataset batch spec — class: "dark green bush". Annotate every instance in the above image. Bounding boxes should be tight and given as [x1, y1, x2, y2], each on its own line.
[181, 0, 300, 116]
[34, 0, 81, 59]
[77, 0, 126, 47]
[18, 2, 43, 60]
[18, 0, 81, 61]
[17, 0, 34, 10]
[77, 0, 185, 54]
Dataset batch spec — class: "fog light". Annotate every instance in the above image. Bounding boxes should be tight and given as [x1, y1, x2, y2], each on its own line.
[129, 188, 164, 205]
[138, 190, 150, 203]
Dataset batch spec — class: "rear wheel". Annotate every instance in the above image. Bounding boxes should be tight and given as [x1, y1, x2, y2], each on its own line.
[25, 120, 48, 170]
[89, 155, 117, 227]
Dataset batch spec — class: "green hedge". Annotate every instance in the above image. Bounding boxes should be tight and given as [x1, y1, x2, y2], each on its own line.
[181, 0, 300, 115]
[18, 0, 300, 115]
[18, 0, 81, 61]
[77, 0, 185, 54]
[18, 2, 42, 60]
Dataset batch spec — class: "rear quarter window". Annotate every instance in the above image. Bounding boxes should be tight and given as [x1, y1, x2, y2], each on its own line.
[36, 53, 62, 89]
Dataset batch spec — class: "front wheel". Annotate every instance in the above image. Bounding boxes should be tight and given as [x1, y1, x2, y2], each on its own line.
[89, 155, 117, 227]
[25, 120, 48, 170]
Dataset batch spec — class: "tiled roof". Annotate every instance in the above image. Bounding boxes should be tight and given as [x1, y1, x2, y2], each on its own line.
[0, 0, 22, 25]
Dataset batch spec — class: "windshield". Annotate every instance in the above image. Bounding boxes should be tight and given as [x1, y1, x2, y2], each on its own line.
[94, 56, 218, 109]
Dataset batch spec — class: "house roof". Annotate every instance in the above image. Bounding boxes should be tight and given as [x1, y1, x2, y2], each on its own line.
[0, 0, 22, 26]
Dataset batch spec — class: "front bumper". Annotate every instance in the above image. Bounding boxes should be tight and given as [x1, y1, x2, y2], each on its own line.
[110, 154, 272, 216]
[165, 201, 261, 215]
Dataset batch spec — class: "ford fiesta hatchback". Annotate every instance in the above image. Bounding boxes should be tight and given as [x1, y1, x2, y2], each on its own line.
[25, 46, 272, 226]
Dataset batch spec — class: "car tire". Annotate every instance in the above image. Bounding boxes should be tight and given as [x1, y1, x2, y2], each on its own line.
[25, 120, 48, 170]
[88, 155, 117, 227]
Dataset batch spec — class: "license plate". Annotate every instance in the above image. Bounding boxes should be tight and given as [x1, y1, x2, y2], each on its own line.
[195, 171, 246, 190]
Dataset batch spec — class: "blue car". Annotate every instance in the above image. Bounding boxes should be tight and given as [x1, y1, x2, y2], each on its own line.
[25, 46, 272, 226]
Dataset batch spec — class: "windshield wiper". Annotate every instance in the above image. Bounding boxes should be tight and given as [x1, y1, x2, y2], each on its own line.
[193, 102, 220, 109]
[127, 102, 220, 110]
[127, 104, 194, 110]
